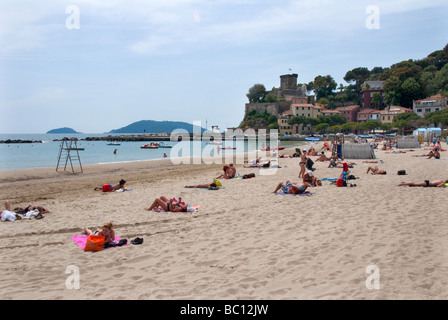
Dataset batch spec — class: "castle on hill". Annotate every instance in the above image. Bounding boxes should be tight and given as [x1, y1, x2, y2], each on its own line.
[244, 74, 311, 119]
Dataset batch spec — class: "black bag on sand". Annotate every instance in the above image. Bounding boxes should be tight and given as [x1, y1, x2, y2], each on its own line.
[397, 170, 406, 175]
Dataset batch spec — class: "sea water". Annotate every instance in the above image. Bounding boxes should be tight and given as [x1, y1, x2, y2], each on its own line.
[0, 133, 304, 171]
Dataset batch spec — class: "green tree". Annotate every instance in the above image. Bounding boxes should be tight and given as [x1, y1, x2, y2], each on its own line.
[344, 67, 371, 92]
[313, 75, 337, 100]
[400, 77, 423, 108]
[383, 76, 402, 106]
[246, 84, 267, 103]
[315, 123, 329, 133]
[371, 92, 383, 109]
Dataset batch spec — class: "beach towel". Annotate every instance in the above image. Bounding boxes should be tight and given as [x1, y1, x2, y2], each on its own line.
[115, 188, 133, 192]
[71, 235, 129, 250]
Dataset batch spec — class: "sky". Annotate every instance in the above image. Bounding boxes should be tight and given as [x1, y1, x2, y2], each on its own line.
[0, 0, 447, 134]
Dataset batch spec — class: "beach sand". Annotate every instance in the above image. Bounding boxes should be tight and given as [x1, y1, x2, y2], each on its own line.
[1, 142, 448, 300]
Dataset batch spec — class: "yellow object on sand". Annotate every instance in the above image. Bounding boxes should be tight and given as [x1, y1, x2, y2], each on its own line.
[213, 179, 222, 187]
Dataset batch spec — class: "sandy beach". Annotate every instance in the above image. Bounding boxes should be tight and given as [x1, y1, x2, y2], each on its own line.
[1, 141, 448, 300]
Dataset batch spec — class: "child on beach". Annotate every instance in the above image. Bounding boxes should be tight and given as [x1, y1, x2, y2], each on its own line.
[94, 179, 126, 192]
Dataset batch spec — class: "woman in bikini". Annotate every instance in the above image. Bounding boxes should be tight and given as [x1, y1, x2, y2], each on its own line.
[397, 179, 448, 187]
[145, 196, 188, 212]
[298, 149, 308, 178]
[273, 181, 313, 194]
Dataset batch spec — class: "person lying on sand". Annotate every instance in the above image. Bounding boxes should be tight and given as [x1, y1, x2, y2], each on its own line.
[363, 160, 383, 164]
[397, 179, 448, 187]
[185, 182, 221, 190]
[366, 166, 387, 175]
[145, 196, 188, 212]
[244, 160, 270, 168]
[273, 181, 313, 194]
[1, 201, 22, 222]
[94, 179, 126, 191]
[14, 204, 50, 214]
[85, 222, 115, 244]
[328, 158, 355, 168]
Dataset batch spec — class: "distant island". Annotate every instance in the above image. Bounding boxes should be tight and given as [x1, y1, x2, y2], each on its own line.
[47, 127, 81, 134]
[109, 120, 206, 134]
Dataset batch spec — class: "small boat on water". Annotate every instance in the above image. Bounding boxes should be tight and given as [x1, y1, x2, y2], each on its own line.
[141, 143, 159, 149]
[107, 142, 121, 146]
[305, 137, 320, 141]
[158, 142, 172, 148]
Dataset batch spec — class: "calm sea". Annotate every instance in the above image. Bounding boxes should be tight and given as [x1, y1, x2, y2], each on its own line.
[0, 133, 304, 171]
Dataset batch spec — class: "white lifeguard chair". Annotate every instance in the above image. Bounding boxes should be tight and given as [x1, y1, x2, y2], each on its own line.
[56, 138, 83, 173]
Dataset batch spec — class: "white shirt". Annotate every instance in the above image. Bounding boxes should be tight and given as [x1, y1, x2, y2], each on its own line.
[1, 210, 17, 222]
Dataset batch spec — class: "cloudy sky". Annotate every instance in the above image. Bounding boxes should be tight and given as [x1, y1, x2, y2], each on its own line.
[0, 0, 447, 134]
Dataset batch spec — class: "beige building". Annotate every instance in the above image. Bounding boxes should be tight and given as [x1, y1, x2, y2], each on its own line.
[413, 94, 448, 117]
[380, 105, 412, 123]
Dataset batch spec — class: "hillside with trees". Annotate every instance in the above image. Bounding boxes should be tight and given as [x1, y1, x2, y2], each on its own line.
[240, 43, 448, 134]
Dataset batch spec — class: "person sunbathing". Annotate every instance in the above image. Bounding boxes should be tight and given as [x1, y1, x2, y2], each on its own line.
[272, 181, 313, 194]
[145, 196, 188, 212]
[216, 164, 237, 179]
[397, 179, 448, 187]
[244, 160, 270, 168]
[315, 152, 330, 162]
[185, 182, 220, 190]
[94, 179, 126, 191]
[328, 158, 355, 168]
[85, 222, 116, 244]
[366, 166, 386, 175]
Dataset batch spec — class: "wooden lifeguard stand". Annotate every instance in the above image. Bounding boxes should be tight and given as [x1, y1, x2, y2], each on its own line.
[331, 134, 344, 159]
[56, 138, 83, 173]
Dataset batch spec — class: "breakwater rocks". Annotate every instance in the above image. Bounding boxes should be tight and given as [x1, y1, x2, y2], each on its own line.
[82, 134, 171, 142]
[0, 139, 43, 144]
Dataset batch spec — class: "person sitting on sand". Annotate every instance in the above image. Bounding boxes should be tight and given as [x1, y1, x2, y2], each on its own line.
[303, 170, 321, 186]
[145, 196, 188, 212]
[85, 222, 115, 244]
[397, 179, 448, 187]
[366, 166, 387, 175]
[185, 182, 221, 190]
[216, 164, 237, 179]
[273, 181, 313, 194]
[316, 151, 330, 162]
[428, 149, 440, 159]
[1, 201, 22, 222]
[94, 179, 126, 191]
[307, 147, 317, 156]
